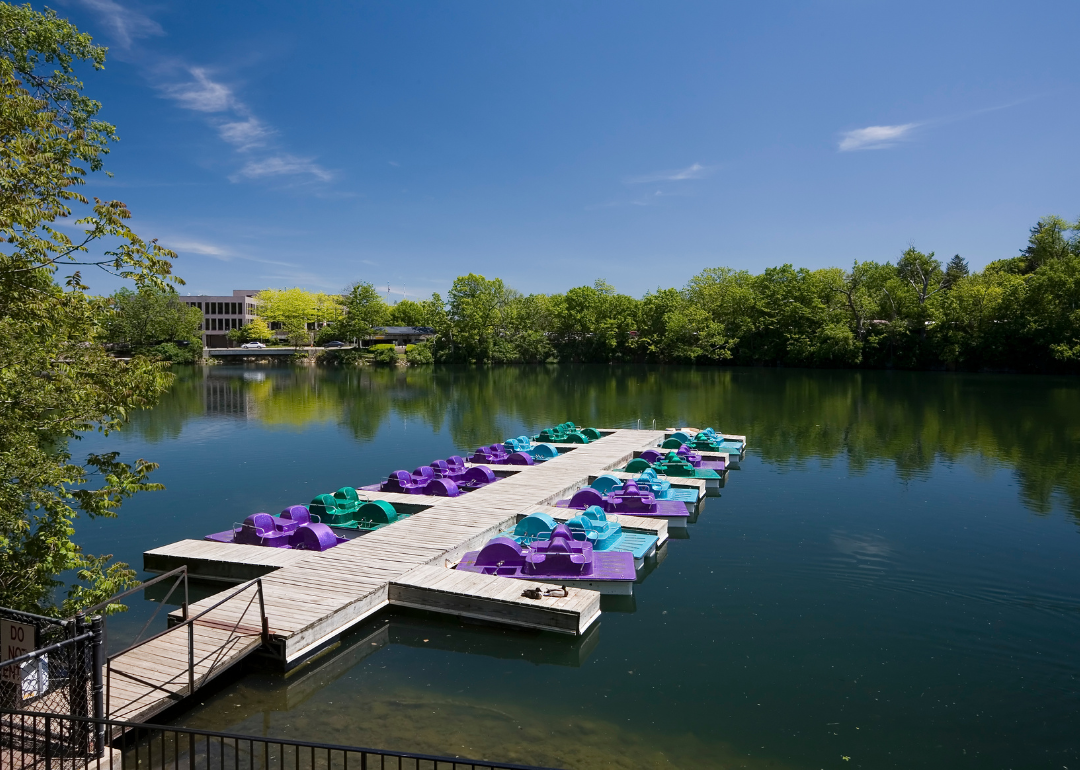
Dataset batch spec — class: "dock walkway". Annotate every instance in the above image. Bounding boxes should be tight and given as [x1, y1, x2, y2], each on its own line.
[123, 429, 667, 722]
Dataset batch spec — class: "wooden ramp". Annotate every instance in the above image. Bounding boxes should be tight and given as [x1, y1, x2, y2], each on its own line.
[126, 429, 676, 719]
[107, 588, 266, 723]
[389, 564, 600, 635]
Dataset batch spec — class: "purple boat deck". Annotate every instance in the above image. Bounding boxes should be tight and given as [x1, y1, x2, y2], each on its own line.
[455, 525, 637, 595]
[206, 511, 347, 551]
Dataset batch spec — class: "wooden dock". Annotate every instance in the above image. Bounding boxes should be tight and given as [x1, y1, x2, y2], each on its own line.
[121, 428, 719, 722]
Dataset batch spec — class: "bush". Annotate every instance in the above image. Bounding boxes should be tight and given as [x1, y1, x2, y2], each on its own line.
[139, 342, 200, 364]
[406, 342, 434, 365]
[372, 346, 401, 365]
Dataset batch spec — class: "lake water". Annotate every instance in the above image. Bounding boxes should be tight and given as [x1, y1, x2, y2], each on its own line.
[76, 365, 1080, 769]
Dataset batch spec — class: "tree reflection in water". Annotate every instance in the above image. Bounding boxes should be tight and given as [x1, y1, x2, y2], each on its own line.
[126, 365, 1080, 520]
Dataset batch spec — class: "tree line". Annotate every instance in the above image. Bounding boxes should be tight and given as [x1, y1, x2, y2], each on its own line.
[316, 216, 1080, 372]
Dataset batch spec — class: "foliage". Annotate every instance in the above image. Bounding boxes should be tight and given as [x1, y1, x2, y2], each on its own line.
[334, 216, 1080, 372]
[372, 345, 400, 365]
[387, 299, 429, 326]
[258, 287, 343, 346]
[329, 281, 388, 343]
[0, 4, 180, 614]
[405, 342, 434, 365]
[226, 317, 273, 346]
[104, 286, 201, 350]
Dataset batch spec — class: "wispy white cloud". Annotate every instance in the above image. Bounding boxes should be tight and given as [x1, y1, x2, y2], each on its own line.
[75, 0, 162, 50]
[626, 162, 716, 184]
[162, 67, 234, 112]
[217, 117, 273, 149]
[230, 155, 334, 183]
[77, 1, 335, 186]
[162, 239, 231, 257]
[838, 123, 920, 151]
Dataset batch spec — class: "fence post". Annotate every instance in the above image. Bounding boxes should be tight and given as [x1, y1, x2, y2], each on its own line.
[91, 614, 106, 756]
[71, 613, 90, 755]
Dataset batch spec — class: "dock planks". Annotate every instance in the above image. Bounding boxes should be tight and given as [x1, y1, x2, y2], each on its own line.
[126, 429, 670, 722]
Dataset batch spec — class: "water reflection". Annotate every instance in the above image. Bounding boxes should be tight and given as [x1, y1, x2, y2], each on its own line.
[129, 366, 1080, 519]
[174, 611, 780, 769]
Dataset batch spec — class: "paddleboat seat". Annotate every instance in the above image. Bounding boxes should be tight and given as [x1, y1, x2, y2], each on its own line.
[512, 512, 560, 544]
[278, 505, 312, 528]
[590, 474, 623, 495]
[236, 513, 291, 547]
[567, 487, 605, 509]
[625, 457, 653, 473]
[354, 499, 398, 527]
[472, 537, 527, 575]
[506, 451, 535, 465]
[524, 526, 591, 575]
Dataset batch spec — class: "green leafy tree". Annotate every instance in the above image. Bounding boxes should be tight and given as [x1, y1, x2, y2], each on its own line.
[258, 287, 342, 346]
[0, 5, 182, 613]
[332, 281, 388, 343]
[387, 298, 429, 327]
[105, 286, 201, 348]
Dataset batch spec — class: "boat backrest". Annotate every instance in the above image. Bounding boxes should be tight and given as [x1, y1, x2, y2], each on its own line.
[568, 487, 605, 509]
[513, 512, 557, 539]
[279, 505, 311, 525]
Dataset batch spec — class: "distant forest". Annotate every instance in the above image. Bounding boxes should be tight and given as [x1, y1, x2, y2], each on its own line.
[355, 215, 1079, 372]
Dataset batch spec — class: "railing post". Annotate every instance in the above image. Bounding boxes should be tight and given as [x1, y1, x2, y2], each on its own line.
[188, 621, 195, 694]
[91, 614, 106, 757]
[183, 567, 190, 621]
[256, 579, 269, 646]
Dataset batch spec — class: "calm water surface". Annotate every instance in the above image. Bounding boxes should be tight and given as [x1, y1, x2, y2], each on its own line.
[76, 366, 1080, 769]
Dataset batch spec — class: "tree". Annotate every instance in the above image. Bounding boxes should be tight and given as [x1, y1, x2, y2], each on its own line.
[0, 5, 181, 614]
[105, 287, 201, 348]
[945, 255, 969, 287]
[333, 281, 388, 343]
[258, 287, 342, 346]
[387, 299, 428, 327]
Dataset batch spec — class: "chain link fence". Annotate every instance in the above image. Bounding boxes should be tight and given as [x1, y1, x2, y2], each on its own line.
[0, 608, 103, 762]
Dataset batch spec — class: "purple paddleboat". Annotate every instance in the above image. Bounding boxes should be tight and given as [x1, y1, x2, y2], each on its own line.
[471, 444, 534, 466]
[555, 480, 690, 529]
[456, 524, 636, 595]
[205, 511, 347, 551]
[361, 464, 499, 496]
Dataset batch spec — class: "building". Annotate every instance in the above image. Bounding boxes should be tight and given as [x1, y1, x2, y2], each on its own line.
[182, 290, 261, 348]
[363, 326, 436, 348]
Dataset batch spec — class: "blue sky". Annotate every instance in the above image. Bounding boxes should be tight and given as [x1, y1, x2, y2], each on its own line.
[57, 0, 1079, 299]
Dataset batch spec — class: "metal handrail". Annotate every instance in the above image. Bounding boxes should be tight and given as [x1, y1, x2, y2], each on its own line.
[104, 577, 267, 720]
[0, 709, 564, 770]
[81, 565, 190, 618]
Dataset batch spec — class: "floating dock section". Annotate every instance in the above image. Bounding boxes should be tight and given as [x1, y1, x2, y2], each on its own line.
[123, 427, 743, 723]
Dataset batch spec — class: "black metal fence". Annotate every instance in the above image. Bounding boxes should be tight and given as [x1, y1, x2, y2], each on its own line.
[1, 711, 561, 770]
[0, 606, 103, 757]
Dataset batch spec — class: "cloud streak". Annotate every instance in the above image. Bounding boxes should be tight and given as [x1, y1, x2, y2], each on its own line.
[838, 123, 920, 151]
[76, 0, 162, 50]
[626, 162, 716, 184]
[230, 155, 334, 183]
[78, 2, 334, 185]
